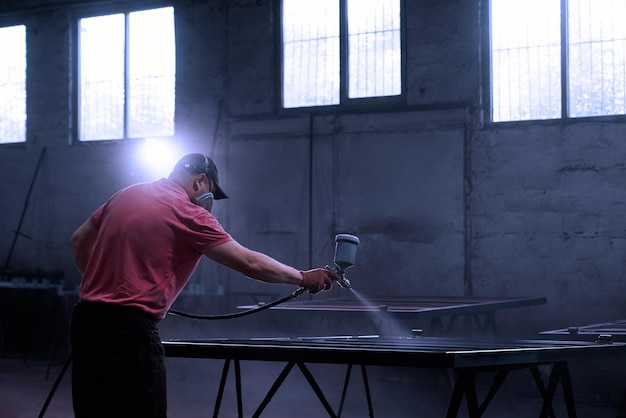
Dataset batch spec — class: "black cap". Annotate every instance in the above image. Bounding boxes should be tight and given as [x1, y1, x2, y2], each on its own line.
[175, 153, 228, 199]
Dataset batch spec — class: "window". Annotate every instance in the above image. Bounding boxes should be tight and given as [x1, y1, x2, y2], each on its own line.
[0, 25, 26, 144]
[490, 0, 626, 122]
[568, 0, 626, 117]
[78, 6, 175, 141]
[281, 0, 402, 109]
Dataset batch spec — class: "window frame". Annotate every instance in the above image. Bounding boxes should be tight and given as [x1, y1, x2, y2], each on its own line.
[274, 0, 407, 112]
[484, 0, 626, 125]
[71, 1, 175, 144]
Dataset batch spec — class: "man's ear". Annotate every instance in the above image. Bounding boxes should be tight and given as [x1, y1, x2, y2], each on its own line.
[192, 174, 204, 192]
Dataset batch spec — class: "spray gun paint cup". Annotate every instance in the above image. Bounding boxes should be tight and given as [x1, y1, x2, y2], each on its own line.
[333, 234, 360, 288]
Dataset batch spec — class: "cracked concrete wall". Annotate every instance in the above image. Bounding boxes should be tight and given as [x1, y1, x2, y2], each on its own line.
[471, 122, 626, 331]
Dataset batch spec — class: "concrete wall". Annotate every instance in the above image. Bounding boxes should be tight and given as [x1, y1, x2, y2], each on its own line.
[472, 120, 626, 330]
[1, 0, 624, 337]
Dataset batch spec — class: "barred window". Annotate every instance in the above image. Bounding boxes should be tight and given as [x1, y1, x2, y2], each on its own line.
[0, 25, 26, 144]
[568, 0, 626, 117]
[78, 6, 175, 141]
[282, 0, 402, 109]
[490, 0, 626, 122]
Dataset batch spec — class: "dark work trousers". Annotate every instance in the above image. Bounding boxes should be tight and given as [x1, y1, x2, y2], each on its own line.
[70, 300, 167, 418]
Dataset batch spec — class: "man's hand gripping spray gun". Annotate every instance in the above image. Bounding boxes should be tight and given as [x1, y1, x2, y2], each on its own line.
[327, 234, 360, 289]
[293, 233, 359, 297]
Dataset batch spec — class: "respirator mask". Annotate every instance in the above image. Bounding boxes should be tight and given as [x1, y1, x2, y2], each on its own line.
[194, 192, 214, 212]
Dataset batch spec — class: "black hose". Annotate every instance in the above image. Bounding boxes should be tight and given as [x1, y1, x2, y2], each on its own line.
[167, 287, 306, 320]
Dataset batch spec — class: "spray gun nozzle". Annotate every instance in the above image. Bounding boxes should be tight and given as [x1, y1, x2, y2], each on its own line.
[326, 265, 352, 289]
[337, 275, 352, 289]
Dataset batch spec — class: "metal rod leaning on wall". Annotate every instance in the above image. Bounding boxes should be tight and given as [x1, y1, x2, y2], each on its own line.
[308, 113, 314, 269]
[2, 146, 47, 277]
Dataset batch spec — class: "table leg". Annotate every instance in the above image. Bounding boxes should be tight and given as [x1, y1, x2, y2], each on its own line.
[429, 317, 444, 335]
[559, 363, 577, 418]
[538, 362, 577, 418]
[447, 369, 510, 418]
[213, 359, 231, 418]
[482, 313, 497, 335]
[297, 362, 339, 417]
[530, 365, 556, 418]
[235, 360, 243, 418]
[337, 364, 352, 416]
[446, 315, 459, 334]
[447, 370, 480, 418]
[476, 369, 508, 416]
[447, 371, 464, 417]
[337, 364, 374, 418]
[251, 361, 296, 418]
[360, 364, 374, 418]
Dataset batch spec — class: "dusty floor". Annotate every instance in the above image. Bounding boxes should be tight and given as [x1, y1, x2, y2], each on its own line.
[2, 354, 624, 418]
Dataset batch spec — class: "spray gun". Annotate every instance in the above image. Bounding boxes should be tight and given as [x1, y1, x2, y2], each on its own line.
[326, 234, 360, 289]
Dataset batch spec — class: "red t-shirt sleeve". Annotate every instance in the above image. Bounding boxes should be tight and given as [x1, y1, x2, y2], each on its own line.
[184, 209, 233, 253]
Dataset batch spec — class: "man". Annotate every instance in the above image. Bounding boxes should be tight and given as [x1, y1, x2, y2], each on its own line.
[69, 153, 338, 418]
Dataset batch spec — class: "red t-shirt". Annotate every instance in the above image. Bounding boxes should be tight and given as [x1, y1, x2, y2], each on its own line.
[79, 178, 233, 320]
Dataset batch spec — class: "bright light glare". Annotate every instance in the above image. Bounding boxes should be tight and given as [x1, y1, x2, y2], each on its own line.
[0, 25, 26, 143]
[134, 138, 183, 180]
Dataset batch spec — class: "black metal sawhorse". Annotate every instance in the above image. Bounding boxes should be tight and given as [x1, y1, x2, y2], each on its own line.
[211, 358, 577, 418]
[211, 359, 374, 418]
[447, 361, 576, 418]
